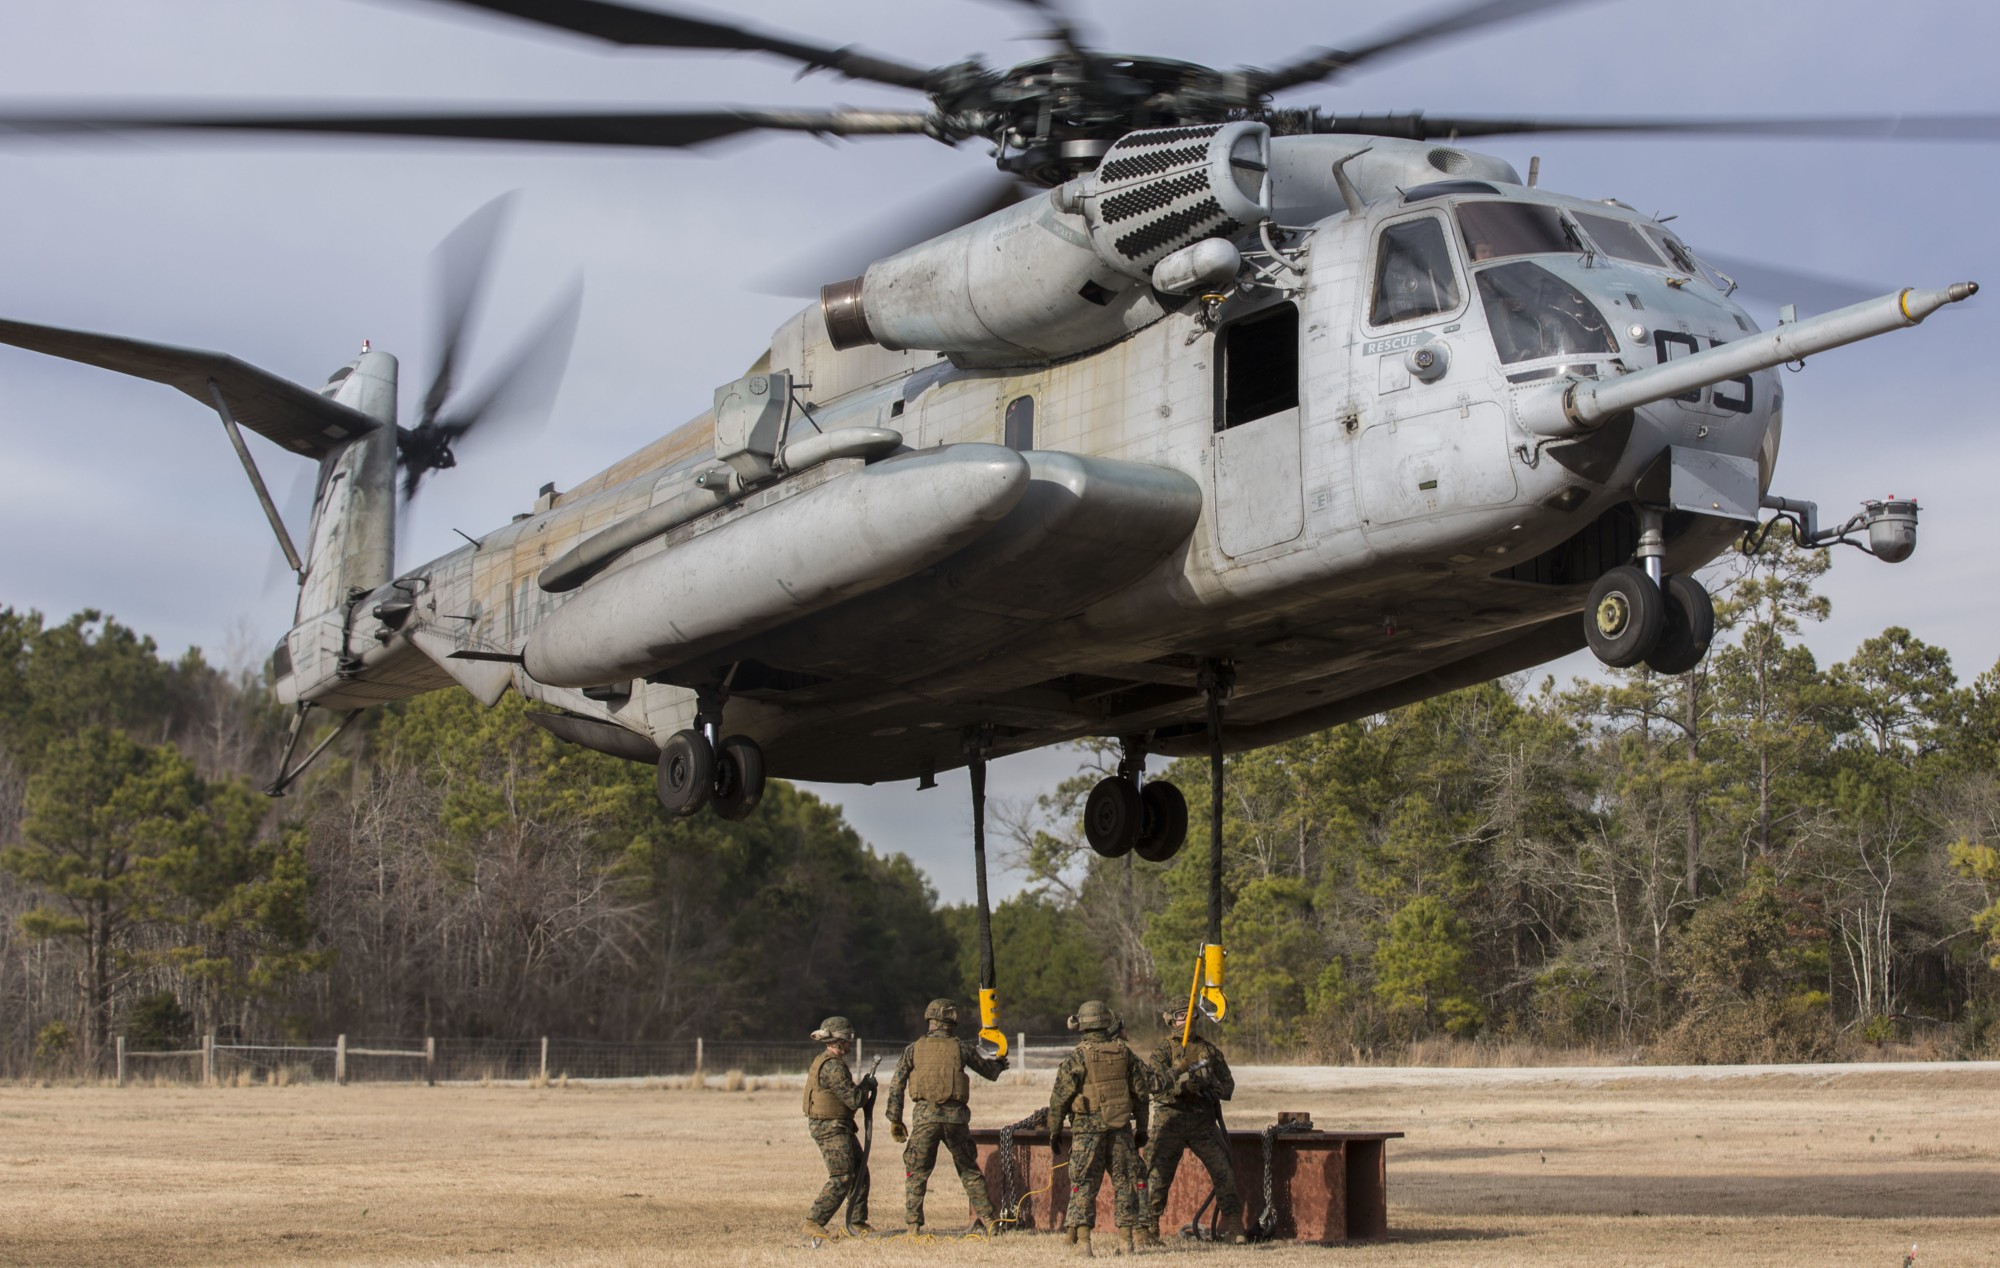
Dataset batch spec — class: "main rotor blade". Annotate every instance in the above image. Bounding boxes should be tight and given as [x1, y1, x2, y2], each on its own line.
[1313, 111, 2000, 142]
[1251, 0, 1597, 96]
[412, 0, 938, 92]
[0, 106, 940, 149]
[755, 172, 1035, 296]
[1697, 252, 1894, 316]
[975, 0, 1094, 60]
[426, 192, 515, 425]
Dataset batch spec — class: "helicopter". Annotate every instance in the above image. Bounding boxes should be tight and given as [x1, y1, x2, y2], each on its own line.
[0, 0, 1989, 1046]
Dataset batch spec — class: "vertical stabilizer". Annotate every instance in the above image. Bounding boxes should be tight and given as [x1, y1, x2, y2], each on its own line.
[297, 350, 398, 623]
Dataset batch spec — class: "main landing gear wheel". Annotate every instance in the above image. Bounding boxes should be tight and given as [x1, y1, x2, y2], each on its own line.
[1133, 781, 1189, 863]
[1645, 574, 1716, 675]
[1584, 565, 1666, 669]
[1085, 775, 1142, 857]
[656, 729, 713, 817]
[712, 734, 766, 821]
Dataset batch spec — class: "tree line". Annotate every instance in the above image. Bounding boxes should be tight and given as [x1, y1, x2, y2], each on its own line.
[3, 530, 1997, 1075]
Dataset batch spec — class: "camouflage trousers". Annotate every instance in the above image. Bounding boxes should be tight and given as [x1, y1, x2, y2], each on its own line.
[1144, 1109, 1241, 1226]
[1062, 1126, 1147, 1230]
[807, 1119, 868, 1226]
[903, 1121, 996, 1227]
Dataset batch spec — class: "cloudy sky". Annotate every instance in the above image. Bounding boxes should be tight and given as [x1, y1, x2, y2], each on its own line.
[2, 0, 1995, 902]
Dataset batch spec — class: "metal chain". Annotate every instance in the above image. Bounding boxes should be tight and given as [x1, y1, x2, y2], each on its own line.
[1251, 1121, 1314, 1241]
[995, 1105, 1048, 1224]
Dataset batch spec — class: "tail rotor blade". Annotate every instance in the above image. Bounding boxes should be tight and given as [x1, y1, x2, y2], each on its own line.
[434, 276, 584, 456]
[426, 191, 516, 425]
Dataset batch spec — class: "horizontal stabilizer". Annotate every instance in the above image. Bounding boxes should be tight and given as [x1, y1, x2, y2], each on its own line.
[408, 628, 515, 706]
[0, 316, 381, 459]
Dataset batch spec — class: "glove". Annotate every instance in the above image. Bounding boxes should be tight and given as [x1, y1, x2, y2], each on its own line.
[996, 1056, 1011, 1072]
[1132, 1125, 1148, 1150]
[860, 1073, 878, 1093]
[891, 1122, 909, 1143]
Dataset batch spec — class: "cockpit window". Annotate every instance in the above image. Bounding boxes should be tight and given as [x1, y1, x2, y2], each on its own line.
[1370, 217, 1461, 326]
[1643, 226, 1734, 292]
[1477, 261, 1617, 365]
[1456, 201, 1571, 262]
[1575, 212, 1667, 266]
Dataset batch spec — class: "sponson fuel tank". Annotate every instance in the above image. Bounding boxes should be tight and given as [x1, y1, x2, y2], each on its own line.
[821, 122, 1273, 368]
[522, 444, 1031, 689]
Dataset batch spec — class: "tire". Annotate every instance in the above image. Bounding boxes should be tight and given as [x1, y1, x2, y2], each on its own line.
[655, 729, 713, 817]
[1583, 565, 1666, 669]
[1645, 574, 1716, 675]
[712, 735, 766, 821]
[1084, 776, 1142, 858]
[1134, 781, 1189, 862]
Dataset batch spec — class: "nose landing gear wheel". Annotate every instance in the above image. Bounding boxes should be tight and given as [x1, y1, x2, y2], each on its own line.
[1584, 565, 1666, 669]
[656, 728, 713, 817]
[1085, 775, 1142, 857]
[1644, 574, 1716, 675]
[712, 735, 766, 821]
[1134, 781, 1189, 862]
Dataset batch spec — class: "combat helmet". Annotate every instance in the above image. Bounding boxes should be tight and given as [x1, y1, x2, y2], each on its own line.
[923, 998, 960, 1028]
[1067, 999, 1117, 1033]
[811, 1016, 857, 1042]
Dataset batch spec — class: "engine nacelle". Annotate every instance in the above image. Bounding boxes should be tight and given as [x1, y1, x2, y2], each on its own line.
[822, 122, 1272, 368]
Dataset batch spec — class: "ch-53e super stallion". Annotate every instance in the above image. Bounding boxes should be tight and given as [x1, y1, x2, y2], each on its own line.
[0, 0, 1986, 1050]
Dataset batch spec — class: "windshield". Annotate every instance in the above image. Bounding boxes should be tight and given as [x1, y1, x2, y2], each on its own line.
[1477, 262, 1617, 365]
[1456, 201, 1571, 263]
[1574, 212, 1667, 266]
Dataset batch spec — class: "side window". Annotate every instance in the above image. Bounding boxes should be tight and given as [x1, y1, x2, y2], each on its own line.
[1216, 302, 1299, 431]
[1370, 218, 1461, 327]
[1004, 395, 1035, 451]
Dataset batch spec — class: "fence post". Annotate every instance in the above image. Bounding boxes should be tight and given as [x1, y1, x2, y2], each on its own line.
[540, 1036, 549, 1084]
[335, 1034, 347, 1086]
[1017, 1032, 1026, 1072]
[855, 1037, 863, 1067]
[116, 1036, 126, 1088]
[424, 1037, 436, 1087]
[695, 1037, 704, 1087]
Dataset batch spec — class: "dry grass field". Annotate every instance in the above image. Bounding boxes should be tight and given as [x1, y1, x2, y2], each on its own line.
[2, 1066, 1996, 1267]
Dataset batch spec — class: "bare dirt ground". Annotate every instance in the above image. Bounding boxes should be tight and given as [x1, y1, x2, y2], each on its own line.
[2, 1066, 1996, 1267]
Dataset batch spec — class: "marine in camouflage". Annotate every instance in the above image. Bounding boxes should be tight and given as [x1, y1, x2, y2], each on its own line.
[1047, 1001, 1165, 1231]
[803, 1019, 873, 1228]
[885, 999, 1007, 1228]
[1143, 1029, 1242, 1225]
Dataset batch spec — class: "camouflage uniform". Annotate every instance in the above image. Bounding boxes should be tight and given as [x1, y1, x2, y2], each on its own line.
[803, 1027, 873, 1229]
[1048, 1004, 1164, 1234]
[1143, 1031, 1242, 1232]
[884, 1008, 1007, 1229]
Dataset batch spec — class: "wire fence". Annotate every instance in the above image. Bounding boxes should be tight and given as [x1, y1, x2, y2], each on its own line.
[99, 1032, 1089, 1086]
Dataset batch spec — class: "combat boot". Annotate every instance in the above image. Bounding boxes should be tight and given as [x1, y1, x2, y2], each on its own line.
[846, 1221, 874, 1236]
[1067, 1225, 1093, 1258]
[1135, 1225, 1162, 1250]
[1218, 1211, 1247, 1245]
[1113, 1227, 1136, 1255]
[802, 1219, 833, 1242]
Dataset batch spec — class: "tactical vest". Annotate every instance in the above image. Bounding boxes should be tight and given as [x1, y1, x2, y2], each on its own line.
[803, 1052, 849, 1120]
[908, 1034, 970, 1104]
[1074, 1039, 1134, 1128]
